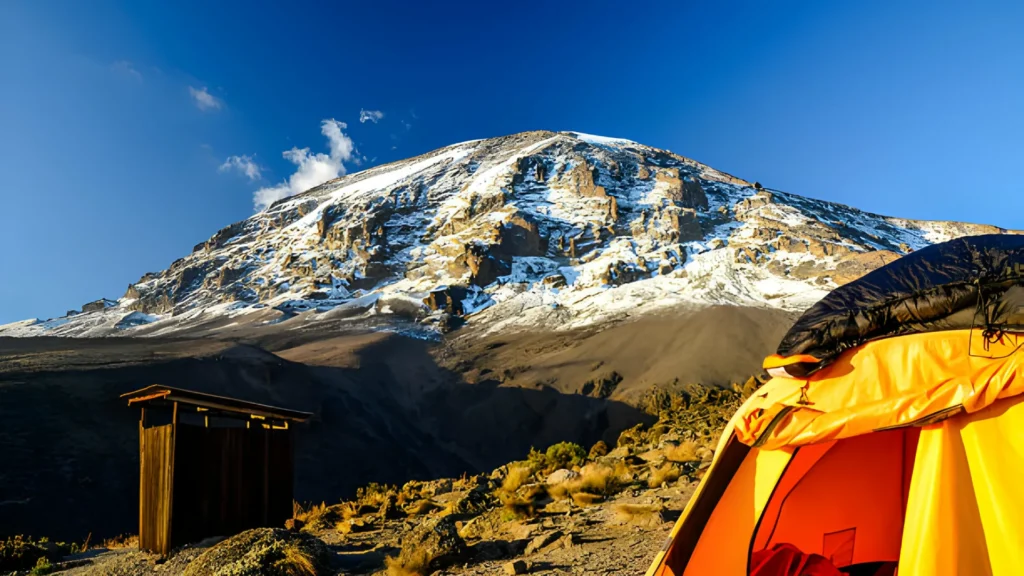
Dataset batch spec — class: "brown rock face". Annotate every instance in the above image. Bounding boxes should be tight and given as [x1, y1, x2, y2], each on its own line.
[631, 207, 703, 244]
[653, 168, 708, 210]
[465, 244, 508, 287]
[424, 286, 469, 315]
[561, 159, 606, 198]
[833, 250, 902, 284]
[806, 238, 854, 258]
[81, 299, 115, 313]
[497, 214, 548, 258]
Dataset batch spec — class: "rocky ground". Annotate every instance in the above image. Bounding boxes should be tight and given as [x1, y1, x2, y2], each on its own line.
[2, 384, 738, 576]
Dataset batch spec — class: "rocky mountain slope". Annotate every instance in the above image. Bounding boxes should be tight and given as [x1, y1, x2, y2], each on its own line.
[2, 130, 1014, 338]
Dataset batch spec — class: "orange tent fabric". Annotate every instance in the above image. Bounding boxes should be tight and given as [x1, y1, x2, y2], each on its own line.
[646, 329, 1024, 576]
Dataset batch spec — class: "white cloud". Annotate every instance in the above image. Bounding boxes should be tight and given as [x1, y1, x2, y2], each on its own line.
[359, 109, 384, 123]
[253, 119, 355, 210]
[189, 86, 223, 111]
[112, 60, 142, 81]
[219, 155, 263, 181]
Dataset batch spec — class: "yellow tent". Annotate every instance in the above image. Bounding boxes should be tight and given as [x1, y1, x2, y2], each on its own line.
[645, 328, 1024, 576]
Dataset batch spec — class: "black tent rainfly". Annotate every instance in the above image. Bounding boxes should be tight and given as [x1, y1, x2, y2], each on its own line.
[777, 234, 1024, 376]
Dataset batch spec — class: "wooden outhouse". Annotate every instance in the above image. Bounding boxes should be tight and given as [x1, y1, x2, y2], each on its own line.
[123, 385, 312, 555]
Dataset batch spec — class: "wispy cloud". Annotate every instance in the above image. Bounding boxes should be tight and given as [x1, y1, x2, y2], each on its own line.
[219, 155, 263, 181]
[253, 119, 355, 210]
[111, 60, 143, 81]
[189, 86, 223, 111]
[359, 109, 384, 123]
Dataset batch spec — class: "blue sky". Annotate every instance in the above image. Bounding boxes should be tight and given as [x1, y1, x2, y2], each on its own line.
[2, 1, 1023, 324]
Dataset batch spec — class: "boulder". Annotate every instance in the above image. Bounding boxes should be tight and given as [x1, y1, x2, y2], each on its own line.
[397, 516, 467, 571]
[182, 528, 329, 576]
[446, 488, 490, 516]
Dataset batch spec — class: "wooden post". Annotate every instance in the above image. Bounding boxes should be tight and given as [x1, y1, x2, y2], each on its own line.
[138, 420, 145, 549]
[165, 401, 178, 555]
[263, 430, 270, 524]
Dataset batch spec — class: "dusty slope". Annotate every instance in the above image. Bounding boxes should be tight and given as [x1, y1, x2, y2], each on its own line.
[0, 306, 783, 542]
[439, 305, 796, 403]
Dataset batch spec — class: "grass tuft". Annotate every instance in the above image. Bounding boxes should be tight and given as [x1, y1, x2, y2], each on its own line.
[272, 542, 318, 576]
[648, 464, 681, 488]
[385, 547, 431, 576]
[502, 465, 534, 493]
[405, 499, 440, 516]
[101, 534, 138, 550]
[664, 441, 701, 463]
[571, 492, 602, 506]
[613, 503, 665, 527]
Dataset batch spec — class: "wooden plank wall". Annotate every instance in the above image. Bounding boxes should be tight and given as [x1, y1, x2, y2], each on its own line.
[170, 424, 294, 548]
[139, 424, 174, 555]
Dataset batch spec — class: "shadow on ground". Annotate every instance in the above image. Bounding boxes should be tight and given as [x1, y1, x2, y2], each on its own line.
[0, 331, 654, 541]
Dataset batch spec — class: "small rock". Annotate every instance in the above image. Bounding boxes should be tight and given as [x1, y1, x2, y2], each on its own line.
[337, 516, 377, 534]
[561, 533, 579, 549]
[504, 560, 529, 574]
[545, 469, 579, 485]
[524, 530, 563, 555]
[507, 521, 538, 541]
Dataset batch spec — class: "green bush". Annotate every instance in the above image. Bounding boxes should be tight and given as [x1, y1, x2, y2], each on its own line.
[544, 442, 586, 470]
[526, 447, 547, 471]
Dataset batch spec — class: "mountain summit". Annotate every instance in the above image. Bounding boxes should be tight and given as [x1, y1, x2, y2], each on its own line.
[2, 130, 1015, 337]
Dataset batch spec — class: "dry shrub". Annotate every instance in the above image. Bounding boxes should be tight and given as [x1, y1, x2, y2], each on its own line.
[385, 547, 431, 576]
[613, 504, 665, 527]
[273, 542, 317, 576]
[613, 460, 634, 480]
[356, 483, 397, 508]
[549, 464, 620, 500]
[101, 534, 138, 550]
[405, 499, 440, 516]
[502, 465, 534, 493]
[337, 502, 360, 521]
[501, 485, 548, 520]
[664, 441, 700, 463]
[579, 465, 616, 494]
[588, 440, 609, 459]
[293, 502, 339, 532]
[571, 492, 602, 506]
[648, 464, 681, 488]
[547, 481, 572, 501]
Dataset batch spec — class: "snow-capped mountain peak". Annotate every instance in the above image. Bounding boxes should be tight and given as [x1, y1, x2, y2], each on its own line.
[2, 130, 1017, 337]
